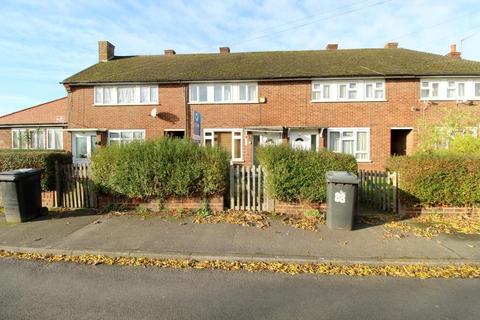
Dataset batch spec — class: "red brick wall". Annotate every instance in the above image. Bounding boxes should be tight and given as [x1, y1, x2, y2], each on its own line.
[0, 128, 11, 148]
[273, 201, 327, 215]
[402, 206, 480, 217]
[98, 195, 224, 212]
[68, 79, 480, 169]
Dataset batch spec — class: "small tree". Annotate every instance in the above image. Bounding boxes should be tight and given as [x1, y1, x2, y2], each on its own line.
[417, 107, 480, 154]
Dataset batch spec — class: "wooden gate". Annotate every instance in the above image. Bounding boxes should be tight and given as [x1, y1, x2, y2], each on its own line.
[229, 165, 273, 211]
[358, 170, 398, 213]
[55, 162, 98, 209]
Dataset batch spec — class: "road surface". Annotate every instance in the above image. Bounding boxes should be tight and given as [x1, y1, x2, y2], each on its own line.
[0, 258, 479, 319]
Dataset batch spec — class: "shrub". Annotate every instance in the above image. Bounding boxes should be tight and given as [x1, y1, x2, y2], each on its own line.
[256, 145, 357, 204]
[387, 153, 480, 207]
[0, 150, 72, 191]
[91, 138, 229, 200]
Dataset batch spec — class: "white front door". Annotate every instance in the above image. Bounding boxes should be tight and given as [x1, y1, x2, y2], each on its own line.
[289, 132, 311, 150]
[72, 132, 97, 163]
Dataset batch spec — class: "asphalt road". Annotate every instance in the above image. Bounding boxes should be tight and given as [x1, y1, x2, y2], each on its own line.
[0, 259, 479, 320]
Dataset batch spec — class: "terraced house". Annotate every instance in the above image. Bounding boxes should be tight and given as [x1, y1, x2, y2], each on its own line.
[7, 41, 480, 169]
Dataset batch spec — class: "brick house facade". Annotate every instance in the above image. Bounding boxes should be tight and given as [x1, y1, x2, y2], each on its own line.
[4, 41, 480, 170]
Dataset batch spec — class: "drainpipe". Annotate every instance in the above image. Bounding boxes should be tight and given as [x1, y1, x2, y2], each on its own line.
[184, 85, 190, 137]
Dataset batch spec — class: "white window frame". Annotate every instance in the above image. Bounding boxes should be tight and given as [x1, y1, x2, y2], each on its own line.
[94, 85, 158, 106]
[203, 128, 243, 161]
[189, 82, 258, 104]
[419, 78, 480, 101]
[311, 79, 386, 102]
[11, 127, 63, 150]
[327, 128, 370, 162]
[107, 129, 146, 145]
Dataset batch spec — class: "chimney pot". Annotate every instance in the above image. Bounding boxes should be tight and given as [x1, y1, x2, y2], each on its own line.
[164, 49, 176, 56]
[326, 43, 338, 50]
[384, 42, 398, 49]
[446, 43, 461, 59]
[98, 41, 115, 62]
[219, 47, 230, 54]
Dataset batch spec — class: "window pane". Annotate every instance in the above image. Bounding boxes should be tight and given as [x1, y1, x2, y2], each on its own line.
[248, 84, 256, 101]
[109, 132, 120, 139]
[421, 89, 429, 98]
[37, 129, 45, 149]
[133, 131, 143, 139]
[349, 83, 356, 89]
[224, 86, 232, 101]
[29, 130, 37, 149]
[214, 85, 222, 102]
[47, 130, 55, 149]
[348, 90, 357, 99]
[475, 83, 480, 97]
[311, 134, 317, 151]
[365, 84, 373, 98]
[95, 87, 103, 104]
[12, 131, 19, 149]
[90, 136, 97, 154]
[313, 83, 321, 90]
[118, 87, 135, 104]
[343, 131, 353, 137]
[55, 130, 63, 149]
[329, 132, 340, 151]
[356, 132, 367, 152]
[75, 137, 87, 159]
[375, 90, 384, 99]
[447, 89, 455, 98]
[432, 83, 439, 97]
[339, 85, 346, 98]
[239, 85, 247, 101]
[150, 86, 158, 103]
[458, 83, 465, 97]
[199, 85, 208, 102]
[121, 131, 133, 139]
[342, 140, 354, 154]
[140, 86, 149, 103]
[312, 91, 321, 100]
[233, 138, 241, 159]
[421, 82, 429, 88]
[190, 86, 198, 101]
[323, 85, 330, 99]
[376, 82, 383, 89]
[104, 87, 113, 104]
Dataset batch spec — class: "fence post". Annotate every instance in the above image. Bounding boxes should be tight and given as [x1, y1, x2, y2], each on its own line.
[391, 172, 399, 213]
[54, 161, 62, 208]
[229, 165, 234, 209]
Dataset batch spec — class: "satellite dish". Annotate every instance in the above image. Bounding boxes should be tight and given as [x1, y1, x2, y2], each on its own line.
[150, 108, 157, 118]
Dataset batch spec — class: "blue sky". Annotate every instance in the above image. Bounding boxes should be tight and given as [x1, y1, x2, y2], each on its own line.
[1, 0, 480, 115]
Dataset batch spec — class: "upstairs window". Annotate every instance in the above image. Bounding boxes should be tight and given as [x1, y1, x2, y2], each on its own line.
[94, 85, 158, 105]
[189, 83, 258, 103]
[312, 79, 386, 102]
[420, 79, 480, 100]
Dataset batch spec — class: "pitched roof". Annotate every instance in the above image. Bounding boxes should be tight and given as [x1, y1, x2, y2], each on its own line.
[63, 48, 480, 84]
[0, 97, 68, 126]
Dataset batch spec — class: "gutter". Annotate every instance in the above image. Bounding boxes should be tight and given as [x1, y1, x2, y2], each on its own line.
[0, 123, 68, 128]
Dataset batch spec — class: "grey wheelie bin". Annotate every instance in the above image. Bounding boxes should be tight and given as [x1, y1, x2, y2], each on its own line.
[0, 168, 44, 223]
[325, 171, 359, 230]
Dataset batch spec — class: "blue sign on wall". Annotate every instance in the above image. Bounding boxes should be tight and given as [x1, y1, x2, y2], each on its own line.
[193, 111, 201, 143]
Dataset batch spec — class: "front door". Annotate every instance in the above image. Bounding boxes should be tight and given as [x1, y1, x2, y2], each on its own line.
[72, 132, 97, 163]
[252, 132, 282, 164]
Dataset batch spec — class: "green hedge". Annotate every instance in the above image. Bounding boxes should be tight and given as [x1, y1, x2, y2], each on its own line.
[91, 138, 229, 199]
[387, 152, 480, 206]
[256, 145, 358, 203]
[0, 150, 72, 191]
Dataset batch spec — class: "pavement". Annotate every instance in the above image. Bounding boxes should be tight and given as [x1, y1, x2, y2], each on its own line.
[1, 258, 480, 320]
[0, 209, 479, 265]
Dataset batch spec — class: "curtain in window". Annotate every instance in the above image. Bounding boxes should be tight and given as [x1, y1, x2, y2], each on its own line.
[38, 129, 45, 149]
[199, 85, 208, 101]
[342, 140, 354, 155]
[150, 86, 158, 103]
[140, 87, 149, 103]
[95, 87, 103, 104]
[248, 84, 256, 101]
[356, 131, 367, 159]
[214, 85, 222, 102]
[239, 85, 247, 100]
[118, 87, 135, 104]
[47, 130, 55, 149]
[12, 130, 19, 149]
[55, 130, 63, 149]
[329, 132, 340, 151]
[103, 87, 113, 104]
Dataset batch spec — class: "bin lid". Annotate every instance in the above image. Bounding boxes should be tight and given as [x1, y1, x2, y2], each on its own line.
[325, 171, 359, 184]
[0, 168, 44, 182]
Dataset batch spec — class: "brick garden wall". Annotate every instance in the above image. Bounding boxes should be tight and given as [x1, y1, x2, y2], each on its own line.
[402, 206, 480, 217]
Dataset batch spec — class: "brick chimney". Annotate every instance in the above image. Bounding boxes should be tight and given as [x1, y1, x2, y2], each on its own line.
[164, 49, 176, 56]
[447, 44, 461, 59]
[326, 43, 338, 50]
[219, 47, 230, 54]
[384, 42, 398, 49]
[98, 41, 115, 62]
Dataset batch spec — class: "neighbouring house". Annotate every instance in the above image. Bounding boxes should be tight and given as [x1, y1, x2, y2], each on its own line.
[0, 97, 68, 151]
[7, 41, 480, 169]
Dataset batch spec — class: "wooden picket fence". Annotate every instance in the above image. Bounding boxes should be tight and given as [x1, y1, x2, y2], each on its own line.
[55, 162, 98, 209]
[358, 170, 398, 213]
[229, 165, 273, 211]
